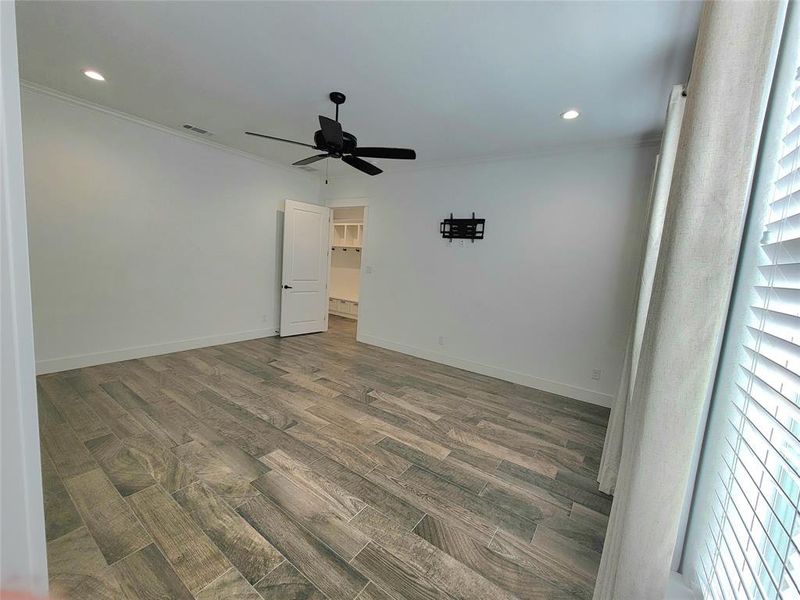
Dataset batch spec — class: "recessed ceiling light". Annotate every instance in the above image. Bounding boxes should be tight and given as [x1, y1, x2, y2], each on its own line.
[561, 109, 580, 120]
[83, 70, 105, 81]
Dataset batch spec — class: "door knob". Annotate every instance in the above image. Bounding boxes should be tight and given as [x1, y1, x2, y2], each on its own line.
[283, 285, 293, 289]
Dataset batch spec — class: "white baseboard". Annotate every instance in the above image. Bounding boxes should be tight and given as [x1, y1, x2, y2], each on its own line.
[356, 333, 613, 408]
[37, 327, 614, 408]
[36, 327, 277, 374]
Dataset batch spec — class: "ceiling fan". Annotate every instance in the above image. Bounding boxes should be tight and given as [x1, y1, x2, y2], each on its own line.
[245, 92, 416, 176]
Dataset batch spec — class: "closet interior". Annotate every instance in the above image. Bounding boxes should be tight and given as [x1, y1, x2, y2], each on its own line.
[329, 206, 364, 320]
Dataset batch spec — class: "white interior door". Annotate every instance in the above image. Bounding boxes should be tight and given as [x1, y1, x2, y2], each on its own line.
[280, 200, 330, 337]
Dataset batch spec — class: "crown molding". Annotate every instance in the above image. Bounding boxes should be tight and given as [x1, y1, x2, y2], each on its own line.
[327, 133, 662, 183]
[20, 80, 317, 178]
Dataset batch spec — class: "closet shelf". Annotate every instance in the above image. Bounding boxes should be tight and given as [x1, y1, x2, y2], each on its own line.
[332, 221, 363, 249]
[329, 294, 359, 303]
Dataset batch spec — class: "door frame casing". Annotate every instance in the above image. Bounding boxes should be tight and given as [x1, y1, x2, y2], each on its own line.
[1, 0, 49, 591]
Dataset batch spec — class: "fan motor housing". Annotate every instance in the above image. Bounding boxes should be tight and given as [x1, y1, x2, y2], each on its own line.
[315, 130, 356, 156]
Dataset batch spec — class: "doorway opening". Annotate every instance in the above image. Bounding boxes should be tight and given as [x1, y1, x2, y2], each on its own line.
[328, 206, 365, 339]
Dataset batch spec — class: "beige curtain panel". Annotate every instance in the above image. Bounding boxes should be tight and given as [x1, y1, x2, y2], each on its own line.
[598, 84, 686, 495]
[593, 1, 788, 598]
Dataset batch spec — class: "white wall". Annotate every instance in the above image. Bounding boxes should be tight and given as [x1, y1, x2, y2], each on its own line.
[326, 143, 657, 407]
[1, 2, 48, 593]
[22, 82, 656, 407]
[21, 87, 321, 373]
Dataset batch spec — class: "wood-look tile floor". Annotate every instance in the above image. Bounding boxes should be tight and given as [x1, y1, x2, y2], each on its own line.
[37, 316, 612, 600]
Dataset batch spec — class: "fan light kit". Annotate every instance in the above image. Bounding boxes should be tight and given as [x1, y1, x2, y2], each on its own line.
[83, 70, 105, 81]
[561, 109, 580, 120]
[246, 91, 416, 177]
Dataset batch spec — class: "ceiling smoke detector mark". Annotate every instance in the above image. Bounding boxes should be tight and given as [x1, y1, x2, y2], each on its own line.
[182, 123, 213, 136]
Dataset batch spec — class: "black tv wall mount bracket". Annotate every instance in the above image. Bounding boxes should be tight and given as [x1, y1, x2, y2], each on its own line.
[440, 212, 485, 242]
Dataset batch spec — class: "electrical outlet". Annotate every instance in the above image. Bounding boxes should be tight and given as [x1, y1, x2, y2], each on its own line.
[592, 369, 601, 381]
[438, 336, 445, 346]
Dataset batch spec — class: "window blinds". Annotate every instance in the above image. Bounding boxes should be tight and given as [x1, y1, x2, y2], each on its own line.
[684, 19, 800, 600]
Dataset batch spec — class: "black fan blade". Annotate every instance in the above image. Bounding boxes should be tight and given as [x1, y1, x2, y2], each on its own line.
[318, 116, 343, 148]
[245, 131, 318, 149]
[342, 155, 383, 176]
[351, 147, 416, 160]
[293, 154, 329, 166]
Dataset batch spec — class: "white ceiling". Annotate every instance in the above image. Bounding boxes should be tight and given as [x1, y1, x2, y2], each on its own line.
[16, 1, 701, 173]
